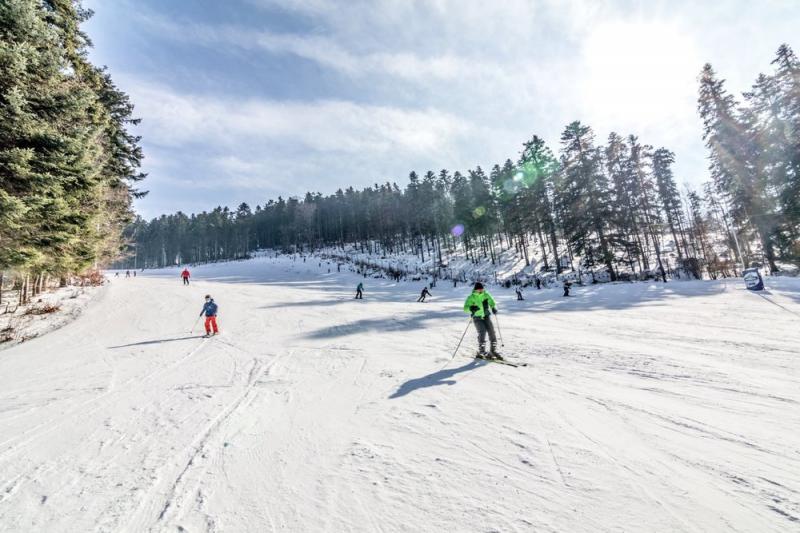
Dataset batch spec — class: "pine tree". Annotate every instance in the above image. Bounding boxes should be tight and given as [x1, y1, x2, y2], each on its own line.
[605, 133, 645, 273]
[557, 122, 617, 280]
[652, 148, 689, 261]
[698, 63, 779, 272]
[771, 45, 800, 237]
[518, 136, 561, 272]
[1, 0, 143, 283]
[468, 166, 497, 263]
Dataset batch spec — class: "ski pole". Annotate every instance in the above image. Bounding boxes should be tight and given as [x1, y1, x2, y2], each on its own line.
[190, 315, 201, 334]
[493, 313, 505, 347]
[451, 317, 472, 362]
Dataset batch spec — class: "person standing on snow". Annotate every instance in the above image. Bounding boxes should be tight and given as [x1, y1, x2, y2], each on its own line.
[355, 282, 364, 299]
[515, 287, 524, 300]
[417, 286, 431, 302]
[463, 282, 502, 360]
[181, 268, 191, 285]
[199, 295, 219, 337]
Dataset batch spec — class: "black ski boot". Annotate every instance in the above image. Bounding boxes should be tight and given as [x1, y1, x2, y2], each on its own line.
[488, 344, 504, 361]
[476, 346, 489, 360]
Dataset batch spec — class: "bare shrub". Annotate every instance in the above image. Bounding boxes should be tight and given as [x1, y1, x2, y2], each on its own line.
[24, 304, 61, 316]
[74, 270, 105, 287]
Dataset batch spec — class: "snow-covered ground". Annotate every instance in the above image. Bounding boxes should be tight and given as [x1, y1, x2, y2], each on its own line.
[1, 255, 798, 532]
[0, 284, 103, 349]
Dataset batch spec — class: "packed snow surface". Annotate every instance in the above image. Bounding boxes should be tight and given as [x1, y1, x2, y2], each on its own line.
[1, 255, 798, 532]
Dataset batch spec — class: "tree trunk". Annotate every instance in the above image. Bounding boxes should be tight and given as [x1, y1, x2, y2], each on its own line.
[520, 233, 530, 267]
[548, 226, 560, 274]
[537, 226, 549, 270]
[21, 274, 29, 305]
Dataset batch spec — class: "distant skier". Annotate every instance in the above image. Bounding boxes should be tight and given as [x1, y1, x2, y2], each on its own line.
[181, 268, 191, 285]
[464, 282, 501, 360]
[199, 294, 219, 337]
[125, 270, 130, 278]
[355, 282, 364, 299]
[515, 287, 524, 300]
[563, 279, 571, 297]
[535, 278, 541, 290]
[417, 287, 431, 302]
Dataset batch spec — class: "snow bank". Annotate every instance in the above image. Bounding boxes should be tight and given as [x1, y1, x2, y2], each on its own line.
[0, 283, 105, 350]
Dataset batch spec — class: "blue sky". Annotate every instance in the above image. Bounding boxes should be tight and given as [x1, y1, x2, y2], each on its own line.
[82, 0, 800, 219]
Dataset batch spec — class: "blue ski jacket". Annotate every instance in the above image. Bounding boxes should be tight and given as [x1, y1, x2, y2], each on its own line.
[201, 300, 218, 317]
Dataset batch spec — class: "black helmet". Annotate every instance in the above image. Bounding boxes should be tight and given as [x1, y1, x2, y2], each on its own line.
[474, 282, 484, 290]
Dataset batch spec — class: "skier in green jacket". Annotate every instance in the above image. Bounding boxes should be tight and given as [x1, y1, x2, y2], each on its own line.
[463, 282, 502, 360]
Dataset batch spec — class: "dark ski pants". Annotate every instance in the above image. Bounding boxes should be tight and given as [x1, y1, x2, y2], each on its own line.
[417, 295, 427, 302]
[355, 290, 363, 299]
[472, 316, 497, 352]
[182, 277, 190, 285]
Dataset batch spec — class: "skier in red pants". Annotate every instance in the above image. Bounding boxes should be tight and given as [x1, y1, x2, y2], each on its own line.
[199, 295, 219, 337]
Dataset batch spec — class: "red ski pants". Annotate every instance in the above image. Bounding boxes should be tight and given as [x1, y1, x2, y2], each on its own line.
[204, 316, 219, 334]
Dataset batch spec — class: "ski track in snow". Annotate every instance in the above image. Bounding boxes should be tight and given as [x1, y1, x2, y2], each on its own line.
[0, 255, 799, 532]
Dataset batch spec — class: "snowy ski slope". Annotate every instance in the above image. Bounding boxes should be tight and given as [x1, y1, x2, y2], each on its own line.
[1, 255, 798, 532]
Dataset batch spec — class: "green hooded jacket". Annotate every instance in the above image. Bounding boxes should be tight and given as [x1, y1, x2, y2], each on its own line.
[463, 290, 497, 318]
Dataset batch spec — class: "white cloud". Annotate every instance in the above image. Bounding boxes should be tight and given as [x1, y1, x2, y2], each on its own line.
[114, 0, 800, 216]
[126, 79, 472, 156]
[123, 79, 490, 214]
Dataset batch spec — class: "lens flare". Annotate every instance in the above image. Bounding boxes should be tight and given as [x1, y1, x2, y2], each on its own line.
[472, 206, 486, 219]
[451, 224, 465, 237]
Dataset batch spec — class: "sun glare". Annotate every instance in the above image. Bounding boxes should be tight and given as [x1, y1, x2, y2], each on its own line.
[581, 20, 700, 124]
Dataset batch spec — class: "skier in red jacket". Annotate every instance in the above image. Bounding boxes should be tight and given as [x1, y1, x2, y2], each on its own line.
[181, 268, 191, 285]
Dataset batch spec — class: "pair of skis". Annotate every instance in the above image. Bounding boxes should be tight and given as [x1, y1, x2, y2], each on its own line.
[452, 316, 526, 367]
[473, 354, 527, 367]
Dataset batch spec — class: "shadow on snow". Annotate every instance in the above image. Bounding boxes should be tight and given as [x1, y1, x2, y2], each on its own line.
[108, 335, 203, 349]
[389, 359, 484, 399]
[301, 309, 464, 339]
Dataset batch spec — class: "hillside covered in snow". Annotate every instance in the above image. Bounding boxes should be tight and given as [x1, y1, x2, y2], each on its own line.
[1, 255, 798, 532]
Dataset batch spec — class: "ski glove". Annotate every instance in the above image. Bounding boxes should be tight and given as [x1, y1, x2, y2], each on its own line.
[492, 308, 498, 315]
[469, 305, 479, 317]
